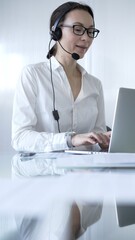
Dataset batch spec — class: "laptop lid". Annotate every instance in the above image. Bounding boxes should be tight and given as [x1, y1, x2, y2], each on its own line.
[108, 87, 135, 153]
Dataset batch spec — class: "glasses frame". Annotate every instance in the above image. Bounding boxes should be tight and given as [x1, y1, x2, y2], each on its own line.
[61, 24, 100, 38]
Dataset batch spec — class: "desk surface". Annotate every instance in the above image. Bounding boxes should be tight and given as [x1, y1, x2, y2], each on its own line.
[1, 152, 135, 238]
[0, 152, 135, 215]
[1, 152, 135, 178]
[0, 152, 14, 178]
[19, 151, 135, 167]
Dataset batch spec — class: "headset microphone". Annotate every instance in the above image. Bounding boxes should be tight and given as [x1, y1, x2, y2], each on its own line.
[72, 53, 80, 61]
[58, 41, 80, 60]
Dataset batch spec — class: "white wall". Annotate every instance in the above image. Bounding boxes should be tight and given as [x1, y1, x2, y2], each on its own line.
[91, 0, 135, 127]
[0, 0, 135, 152]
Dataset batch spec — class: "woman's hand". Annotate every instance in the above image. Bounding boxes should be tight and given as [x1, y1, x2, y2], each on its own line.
[98, 131, 111, 149]
[71, 131, 111, 150]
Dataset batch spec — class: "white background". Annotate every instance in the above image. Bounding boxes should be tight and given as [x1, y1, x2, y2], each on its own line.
[0, 0, 135, 153]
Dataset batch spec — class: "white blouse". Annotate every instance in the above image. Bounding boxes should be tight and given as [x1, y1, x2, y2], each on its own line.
[12, 57, 106, 152]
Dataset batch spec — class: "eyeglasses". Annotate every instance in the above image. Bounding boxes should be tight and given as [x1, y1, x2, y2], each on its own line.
[61, 25, 100, 38]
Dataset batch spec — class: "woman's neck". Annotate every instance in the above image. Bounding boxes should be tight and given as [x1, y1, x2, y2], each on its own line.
[55, 54, 82, 100]
[55, 53, 77, 75]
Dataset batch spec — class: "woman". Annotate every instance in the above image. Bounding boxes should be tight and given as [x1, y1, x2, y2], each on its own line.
[12, 2, 110, 153]
[12, 2, 110, 239]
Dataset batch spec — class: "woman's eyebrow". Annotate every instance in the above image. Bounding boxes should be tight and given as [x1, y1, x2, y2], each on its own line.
[72, 22, 95, 27]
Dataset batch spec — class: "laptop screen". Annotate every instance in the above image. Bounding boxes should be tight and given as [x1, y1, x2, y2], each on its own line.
[108, 87, 135, 153]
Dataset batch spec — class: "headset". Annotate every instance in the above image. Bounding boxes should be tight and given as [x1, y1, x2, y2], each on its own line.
[48, 6, 75, 133]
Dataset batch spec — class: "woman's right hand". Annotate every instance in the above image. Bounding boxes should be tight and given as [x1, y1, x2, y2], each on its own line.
[71, 132, 110, 149]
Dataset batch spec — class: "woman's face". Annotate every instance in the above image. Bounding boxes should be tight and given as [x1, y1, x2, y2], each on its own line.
[59, 9, 95, 59]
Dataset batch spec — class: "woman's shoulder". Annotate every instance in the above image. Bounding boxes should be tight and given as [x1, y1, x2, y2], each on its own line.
[88, 73, 102, 87]
[22, 61, 48, 73]
[22, 57, 60, 74]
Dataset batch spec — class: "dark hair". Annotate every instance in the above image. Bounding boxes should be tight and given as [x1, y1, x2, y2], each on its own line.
[47, 1, 94, 59]
[50, 1, 94, 31]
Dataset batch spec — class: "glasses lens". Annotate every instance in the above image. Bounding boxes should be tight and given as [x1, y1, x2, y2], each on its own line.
[88, 28, 99, 38]
[73, 25, 84, 36]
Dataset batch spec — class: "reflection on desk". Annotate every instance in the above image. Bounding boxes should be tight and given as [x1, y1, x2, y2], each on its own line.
[0, 152, 135, 240]
[10, 152, 135, 180]
[0, 171, 135, 215]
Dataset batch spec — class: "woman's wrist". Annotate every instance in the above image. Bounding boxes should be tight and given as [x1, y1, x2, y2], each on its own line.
[66, 132, 76, 148]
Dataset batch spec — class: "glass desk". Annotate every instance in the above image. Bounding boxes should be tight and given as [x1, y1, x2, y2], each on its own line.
[1, 152, 135, 240]
[1, 152, 135, 212]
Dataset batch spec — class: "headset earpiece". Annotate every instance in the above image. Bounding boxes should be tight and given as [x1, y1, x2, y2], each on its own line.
[51, 26, 62, 41]
[50, 6, 72, 41]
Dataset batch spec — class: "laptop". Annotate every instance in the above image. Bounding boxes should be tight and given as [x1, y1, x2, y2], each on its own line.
[66, 87, 135, 154]
[109, 87, 135, 153]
